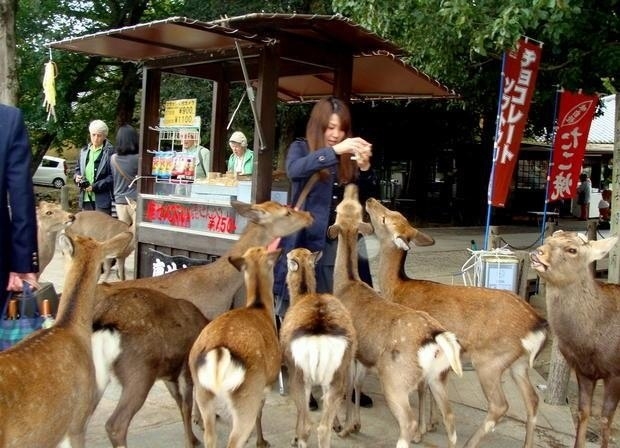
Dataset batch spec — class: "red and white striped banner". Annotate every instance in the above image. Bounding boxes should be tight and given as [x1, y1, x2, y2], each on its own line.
[547, 90, 598, 202]
[489, 37, 542, 207]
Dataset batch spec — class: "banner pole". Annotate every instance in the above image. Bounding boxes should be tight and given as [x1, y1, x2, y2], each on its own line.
[484, 53, 507, 250]
[540, 88, 562, 242]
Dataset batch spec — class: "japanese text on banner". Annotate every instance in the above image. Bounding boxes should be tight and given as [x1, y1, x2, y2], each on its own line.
[547, 91, 598, 202]
[489, 38, 542, 207]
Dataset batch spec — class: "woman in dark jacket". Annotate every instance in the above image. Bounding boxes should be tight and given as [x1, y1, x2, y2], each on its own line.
[274, 96, 376, 314]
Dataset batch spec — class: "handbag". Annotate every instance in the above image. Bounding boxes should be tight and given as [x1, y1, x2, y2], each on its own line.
[0, 284, 44, 351]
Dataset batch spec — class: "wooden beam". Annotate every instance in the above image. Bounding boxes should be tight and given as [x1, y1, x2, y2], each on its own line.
[211, 81, 230, 173]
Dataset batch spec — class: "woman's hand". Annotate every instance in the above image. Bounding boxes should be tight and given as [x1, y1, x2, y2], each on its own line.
[333, 137, 372, 171]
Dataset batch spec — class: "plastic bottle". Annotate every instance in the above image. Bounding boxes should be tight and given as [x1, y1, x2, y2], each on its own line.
[41, 299, 55, 329]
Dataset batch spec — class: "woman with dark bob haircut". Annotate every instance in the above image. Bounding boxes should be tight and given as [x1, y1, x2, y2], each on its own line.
[111, 124, 139, 225]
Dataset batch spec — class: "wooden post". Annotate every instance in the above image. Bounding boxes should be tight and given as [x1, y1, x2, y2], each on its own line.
[487, 225, 501, 249]
[607, 93, 620, 284]
[60, 185, 70, 211]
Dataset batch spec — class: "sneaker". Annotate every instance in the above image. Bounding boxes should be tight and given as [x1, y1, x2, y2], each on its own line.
[352, 391, 373, 408]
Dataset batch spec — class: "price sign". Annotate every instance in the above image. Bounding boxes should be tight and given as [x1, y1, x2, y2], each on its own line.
[163, 99, 196, 126]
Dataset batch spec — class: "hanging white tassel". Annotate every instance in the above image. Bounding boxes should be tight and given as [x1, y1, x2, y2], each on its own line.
[42, 59, 57, 122]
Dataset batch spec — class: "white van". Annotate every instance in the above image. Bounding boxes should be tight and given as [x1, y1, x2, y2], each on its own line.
[33, 155, 67, 188]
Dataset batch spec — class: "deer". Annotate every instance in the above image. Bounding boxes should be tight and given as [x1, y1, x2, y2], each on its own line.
[97, 200, 314, 320]
[68, 197, 137, 281]
[280, 247, 357, 448]
[531, 230, 620, 448]
[189, 246, 282, 448]
[365, 197, 548, 448]
[88, 200, 312, 442]
[36, 200, 75, 274]
[328, 184, 463, 448]
[91, 287, 208, 448]
[0, 230, 133, 448]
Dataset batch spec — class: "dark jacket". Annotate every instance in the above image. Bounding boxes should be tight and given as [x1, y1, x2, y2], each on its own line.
[75, 140, 115, 210]
[0, 105, 38, 292]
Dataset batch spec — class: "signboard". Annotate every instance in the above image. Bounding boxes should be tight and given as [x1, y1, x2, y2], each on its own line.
[547, 90, 598, 202]
[163, 99, 197, 126]
[489, 37, 543, 207]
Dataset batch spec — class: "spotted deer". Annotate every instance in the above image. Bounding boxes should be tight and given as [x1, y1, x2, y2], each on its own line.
[365, 198, 548, 448]
[531, 231, 620, 448]
[0, 230, 133, 448]
[328, 184, 463, 448]
[281, 248, 357, 448]
[189, 246, 282, 448]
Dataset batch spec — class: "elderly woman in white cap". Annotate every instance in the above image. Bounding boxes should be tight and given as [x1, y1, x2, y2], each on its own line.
[74, 119, 115, 214]
[226, 131, 253, 175]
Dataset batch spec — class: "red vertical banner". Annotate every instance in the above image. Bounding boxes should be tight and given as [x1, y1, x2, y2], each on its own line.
[489, 38, 543, 207]
[547, 91, 598, 202]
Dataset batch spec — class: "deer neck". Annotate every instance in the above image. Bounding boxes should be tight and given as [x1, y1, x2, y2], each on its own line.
[228, 222, 274, 258]
[245, 272, 276, 317]
[377, 244, 408, 295]
[287, 266, 317, 305]
[54, 255, 101, 331]
[334, 230, 360, 288]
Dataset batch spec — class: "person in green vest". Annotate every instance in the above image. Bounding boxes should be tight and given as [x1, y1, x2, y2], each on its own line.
[74, 119, 115, 214]
[226, 131, 253, 175]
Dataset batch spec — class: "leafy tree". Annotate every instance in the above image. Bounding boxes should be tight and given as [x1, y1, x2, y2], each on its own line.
[333, 0, 620, 140]
[15, 0, 183, 167]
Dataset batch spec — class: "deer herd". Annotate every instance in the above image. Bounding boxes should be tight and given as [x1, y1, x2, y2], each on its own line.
[1, 189, 618, 448]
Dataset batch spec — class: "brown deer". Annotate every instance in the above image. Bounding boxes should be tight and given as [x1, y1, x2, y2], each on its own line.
[328, 184, 463, 448]
[36, 200, 75, 274]
[91, 288, 208, 448]
[189, 246, 282, 448]
[98, 200, 314, 320]
[365, 197, 548, 448]
[87, 201, 311, 446]
[0, 230, 132, 448]
[280, 248, 357, 448]
[69, 197, 137, 281]
[531, 231, 620, 448]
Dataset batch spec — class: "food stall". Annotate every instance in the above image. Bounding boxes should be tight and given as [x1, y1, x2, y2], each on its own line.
[48, 13, 456, 278]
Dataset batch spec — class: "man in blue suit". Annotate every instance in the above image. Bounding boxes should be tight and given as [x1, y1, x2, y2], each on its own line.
[0, 104, 38, 299]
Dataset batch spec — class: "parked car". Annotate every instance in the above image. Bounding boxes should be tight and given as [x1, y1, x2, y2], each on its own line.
[33, 155, 67, 188]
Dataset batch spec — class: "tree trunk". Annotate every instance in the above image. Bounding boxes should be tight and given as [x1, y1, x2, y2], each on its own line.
[545, 337, 571, 405]
[0, 0, 18, 105]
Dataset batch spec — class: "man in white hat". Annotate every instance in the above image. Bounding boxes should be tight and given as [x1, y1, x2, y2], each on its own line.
[227, 131, 253, 175]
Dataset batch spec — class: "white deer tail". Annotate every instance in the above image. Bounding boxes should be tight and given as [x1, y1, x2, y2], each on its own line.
[195, 347, 246, 395]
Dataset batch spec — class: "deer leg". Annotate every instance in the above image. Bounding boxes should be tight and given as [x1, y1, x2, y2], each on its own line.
[117, 257, 126, 280]
[509, 357, 539, 448]
[319, 376, 346, 448]
[464, 361, 509, 448]
[288, 367, 312, 447]
[227, 392, 265, 448]
[574, 372, 595, 448]
[105, 373, 156, 447]
[163, 371, 200, 448]
[380, 372, 419, 448]
[339, 361, 365, 437]
[195, 386, 217, 448]
[600, 376, 620, 448]
[427, 370, 457, 448]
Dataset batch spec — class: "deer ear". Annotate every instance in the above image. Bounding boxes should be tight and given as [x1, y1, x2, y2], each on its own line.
[327, 224, 339, 239]
[587, 236, 618, 262]
[393, 236, 410, 251]
[413, 230, 435, 247]
[58, 233, 75, 256]
[287, 258, 300, 272]
[228, 255, 245, 271]
[359, 222, 373, 236]
[267, 249, 281, 266]
[312, 251, 323, 264]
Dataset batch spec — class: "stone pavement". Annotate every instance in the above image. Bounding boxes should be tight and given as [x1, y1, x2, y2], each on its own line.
[39, 219, 605, 447]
